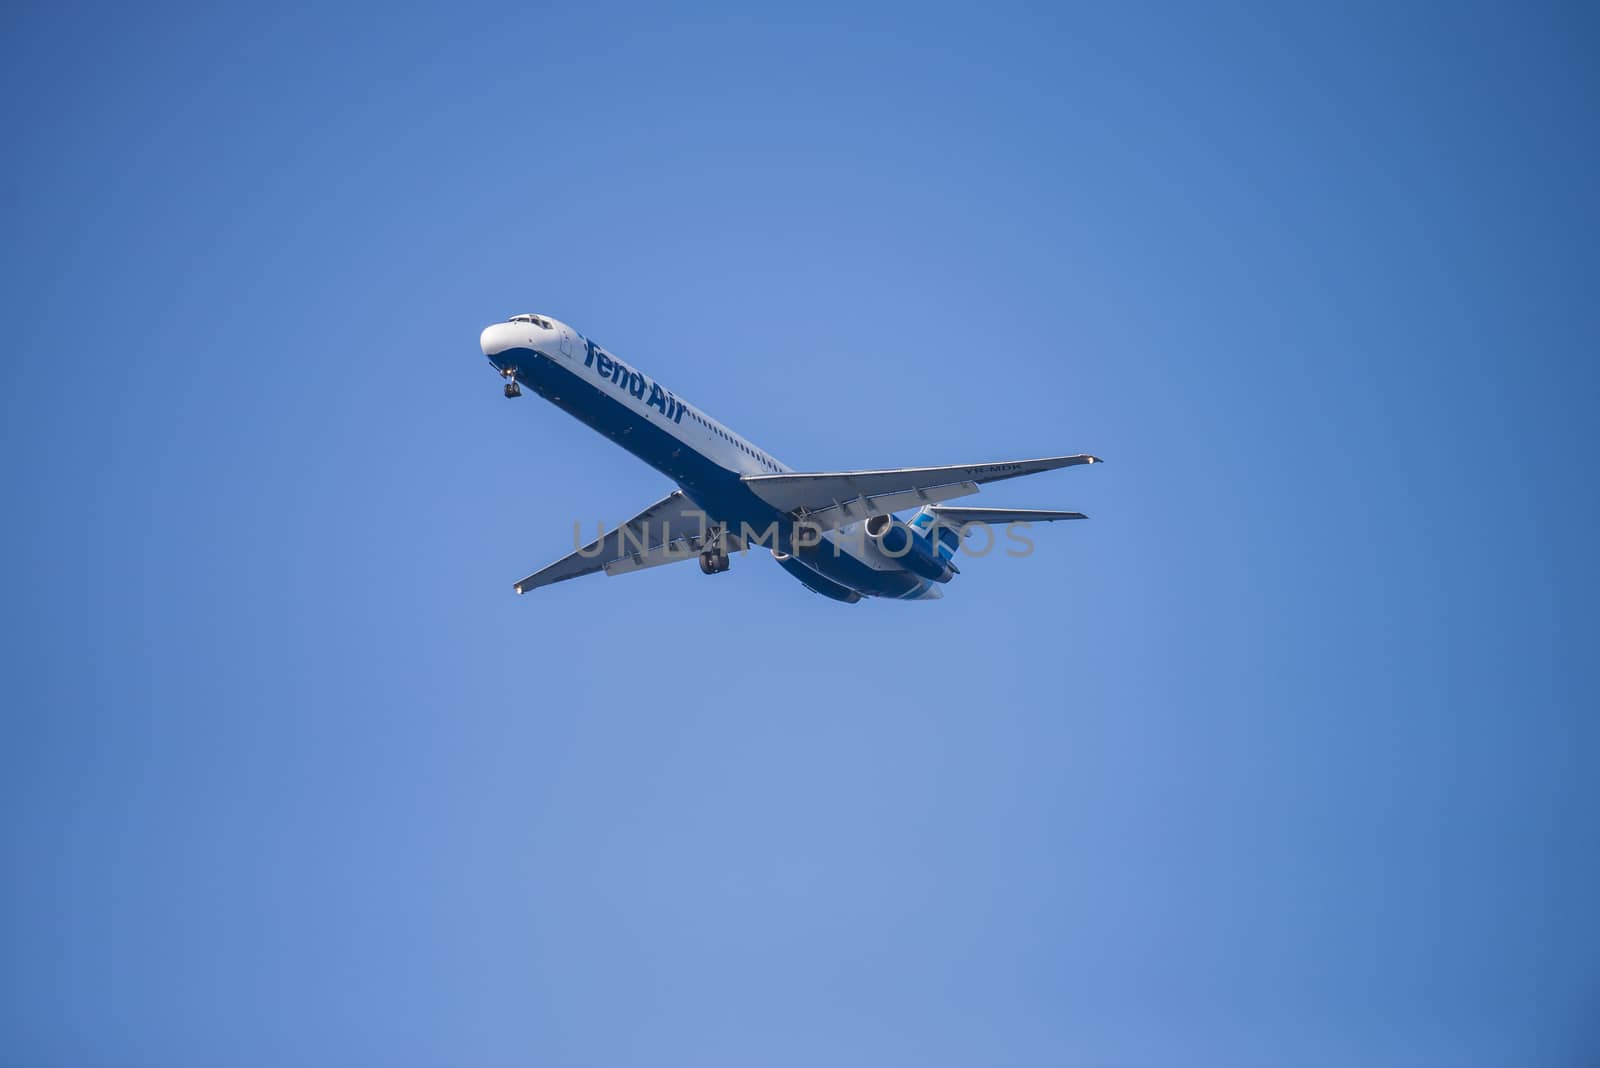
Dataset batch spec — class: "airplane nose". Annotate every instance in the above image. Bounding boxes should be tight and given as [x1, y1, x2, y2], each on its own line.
[480, 322, 522, 357]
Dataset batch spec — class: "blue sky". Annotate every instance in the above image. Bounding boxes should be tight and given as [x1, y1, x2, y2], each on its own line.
[3, 3, 1597, 1065]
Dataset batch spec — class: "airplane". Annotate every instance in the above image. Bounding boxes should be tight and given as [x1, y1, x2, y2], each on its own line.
[480, 313, 1101, 603]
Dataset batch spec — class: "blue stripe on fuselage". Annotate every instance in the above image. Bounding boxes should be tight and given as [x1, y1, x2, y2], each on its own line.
[488, 346, 927, 601]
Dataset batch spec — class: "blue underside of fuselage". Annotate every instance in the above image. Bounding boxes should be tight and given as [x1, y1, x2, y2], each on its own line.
[490, 347, 931, 601]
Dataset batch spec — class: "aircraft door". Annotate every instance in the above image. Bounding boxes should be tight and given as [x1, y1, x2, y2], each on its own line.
[559, 327, 574, 357]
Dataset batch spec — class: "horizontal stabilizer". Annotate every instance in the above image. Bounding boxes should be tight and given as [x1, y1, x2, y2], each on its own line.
[929, 507, 1089, 525]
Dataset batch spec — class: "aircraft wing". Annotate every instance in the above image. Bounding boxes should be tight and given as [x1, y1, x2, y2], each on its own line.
[512, 491, 740, 594]
[742, 454, 1100, 530]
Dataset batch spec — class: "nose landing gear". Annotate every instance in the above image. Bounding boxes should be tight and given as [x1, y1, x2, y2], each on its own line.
[500, 367, 522, 398]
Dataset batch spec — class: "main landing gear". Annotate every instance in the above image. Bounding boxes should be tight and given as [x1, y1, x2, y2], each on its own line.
[698, 525, 731, 575]
[500, 367, 522, 398]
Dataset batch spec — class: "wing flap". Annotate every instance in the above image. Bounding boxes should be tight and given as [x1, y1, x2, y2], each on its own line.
[798, 481, 979, 531]
[513, 490, 727, 593]
[744, 454, 1100, 520]
[601, 529, 745, 577]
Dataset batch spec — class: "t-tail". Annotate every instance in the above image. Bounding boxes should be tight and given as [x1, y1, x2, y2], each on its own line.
[863, 508, 963, 584]
[862, 503, 1091, 586]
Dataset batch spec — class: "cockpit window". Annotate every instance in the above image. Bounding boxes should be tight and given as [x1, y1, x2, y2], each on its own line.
[507, 314, 554, 329]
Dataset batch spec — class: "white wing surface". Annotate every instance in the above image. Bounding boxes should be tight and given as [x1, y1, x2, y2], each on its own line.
[512, 491, 740, 593]
[742, 454, 1100, 530]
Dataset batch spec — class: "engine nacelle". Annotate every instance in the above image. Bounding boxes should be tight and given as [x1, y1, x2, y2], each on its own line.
[865, 514, 955, 583]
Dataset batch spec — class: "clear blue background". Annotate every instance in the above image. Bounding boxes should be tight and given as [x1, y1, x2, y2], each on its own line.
[4, 4, 1597, 1065]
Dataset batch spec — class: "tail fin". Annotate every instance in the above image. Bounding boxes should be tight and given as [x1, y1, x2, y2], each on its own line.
[906, 507, 964, 562]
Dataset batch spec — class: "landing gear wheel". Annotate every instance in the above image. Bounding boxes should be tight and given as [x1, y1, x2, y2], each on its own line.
[503, 380, 522, 398]
[698, 550, 730, 575]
